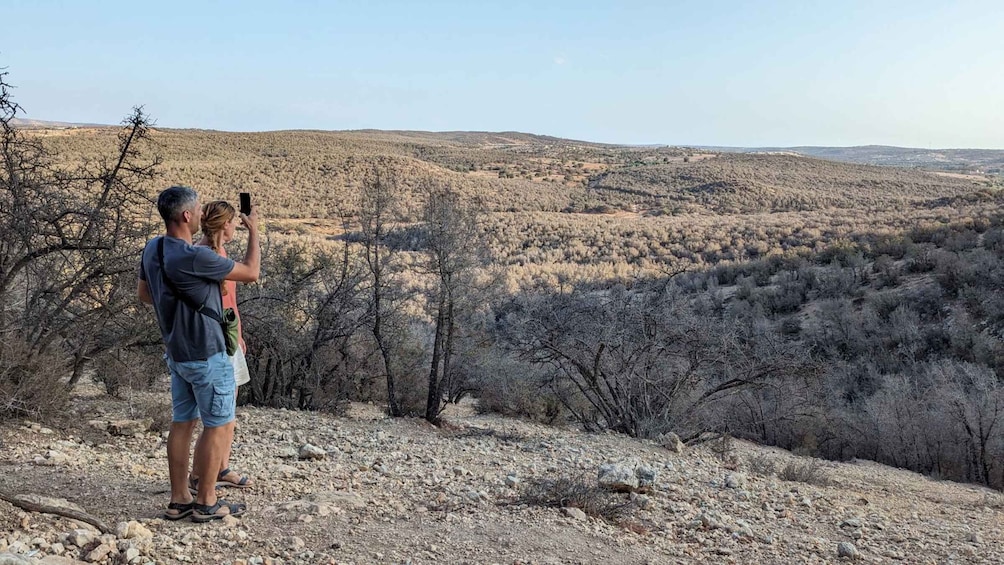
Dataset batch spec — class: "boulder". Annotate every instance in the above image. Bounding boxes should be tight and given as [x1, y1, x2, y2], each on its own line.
[598, 464, 639, 492]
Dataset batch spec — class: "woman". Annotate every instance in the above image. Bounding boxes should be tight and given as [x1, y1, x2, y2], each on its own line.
[190, 200, 254, 490]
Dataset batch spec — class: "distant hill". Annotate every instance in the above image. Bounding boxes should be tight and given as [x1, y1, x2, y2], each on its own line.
[11, 117, 110, 129]
[705, 144, 1004, 175]
[18, 118, 1003, 174]
[32, 127, 993, 218]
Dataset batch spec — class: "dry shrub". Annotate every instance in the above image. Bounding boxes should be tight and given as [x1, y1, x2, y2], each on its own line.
[711, 434, 740, 470]
[746, 453, 779, 477]
[474, 378, 555, 422]
[512, 475, 641, 524]
[779, 458, 832, 486]
[93, 348, 162, 397]
[0, 338, 68, 422]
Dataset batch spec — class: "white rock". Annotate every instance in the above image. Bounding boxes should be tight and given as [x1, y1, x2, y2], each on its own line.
[115, 521, 153, 540]
[67, 530, 96, 547]
[598, 464, 639, 492]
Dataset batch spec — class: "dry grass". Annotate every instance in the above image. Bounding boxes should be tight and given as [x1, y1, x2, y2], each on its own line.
[511, 475, 642, 524]
[746, 453, 780, 477]
[778, 458, 833, 486]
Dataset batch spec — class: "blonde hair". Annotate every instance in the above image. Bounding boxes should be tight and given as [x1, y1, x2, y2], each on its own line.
[201, 201, 237, 253]
[201, 200, 237, 295]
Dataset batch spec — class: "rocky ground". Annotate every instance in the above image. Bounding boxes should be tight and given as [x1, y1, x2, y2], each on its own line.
[1, 380, 1002, 565]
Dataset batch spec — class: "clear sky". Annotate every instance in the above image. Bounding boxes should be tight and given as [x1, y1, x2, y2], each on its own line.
[4, 0, 1003, 147]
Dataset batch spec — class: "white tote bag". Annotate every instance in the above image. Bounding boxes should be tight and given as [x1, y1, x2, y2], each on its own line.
[231, 345, 251, 387]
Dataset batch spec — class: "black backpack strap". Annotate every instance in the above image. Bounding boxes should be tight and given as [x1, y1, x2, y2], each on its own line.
[158, 237, 223, 323]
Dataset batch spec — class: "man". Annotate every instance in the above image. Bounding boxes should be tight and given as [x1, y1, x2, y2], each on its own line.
[138, 185, 260, 522]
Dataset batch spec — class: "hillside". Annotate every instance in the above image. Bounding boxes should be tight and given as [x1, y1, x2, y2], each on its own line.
[29, 127, 1003, 286]
[708, 145, 1004, 175]
[586, 153, 984, 214]
[0, 382, 1000, 565]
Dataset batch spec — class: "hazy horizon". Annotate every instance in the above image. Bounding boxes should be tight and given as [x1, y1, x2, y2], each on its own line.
[6, 0, 1004, 148]
[14, 118, 1004, 152]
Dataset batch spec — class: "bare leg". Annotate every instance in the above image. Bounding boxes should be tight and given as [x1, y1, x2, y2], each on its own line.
[167, 420, 199, 504]
[192, 421, 235, 506]
[193, 406, 248, 487]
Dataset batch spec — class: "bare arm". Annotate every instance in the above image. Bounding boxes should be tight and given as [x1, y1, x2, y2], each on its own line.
[137, 278, 153, 304]
[227, 206, 261, 283]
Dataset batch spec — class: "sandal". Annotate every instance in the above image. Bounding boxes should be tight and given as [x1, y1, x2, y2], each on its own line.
[217, 467, 253, 488]
[187, 476, 223, 496]
[164, 501, 194, 521]
[191, 499, 246, 523]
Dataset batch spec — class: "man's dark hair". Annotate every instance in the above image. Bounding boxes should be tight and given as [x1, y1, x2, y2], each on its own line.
[157, 186, 198, 224]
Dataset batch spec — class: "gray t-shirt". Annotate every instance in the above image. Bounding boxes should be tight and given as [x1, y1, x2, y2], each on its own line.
[140, 236, 235, 362]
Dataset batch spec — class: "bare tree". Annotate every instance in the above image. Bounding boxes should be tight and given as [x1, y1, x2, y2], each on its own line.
[419, 186, 489, 423]
[239, 239, 369, 409]
[358, 168, 408, 416]
[0, 68, 160, 418]
[497, 282, 811, 439]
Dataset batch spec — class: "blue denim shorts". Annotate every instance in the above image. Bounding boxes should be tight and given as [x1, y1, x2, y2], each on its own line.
[167, 351, 235, 428]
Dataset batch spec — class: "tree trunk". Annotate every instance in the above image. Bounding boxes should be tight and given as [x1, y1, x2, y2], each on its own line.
[371, 245, 401, 417]
[425, 291, 447, 423]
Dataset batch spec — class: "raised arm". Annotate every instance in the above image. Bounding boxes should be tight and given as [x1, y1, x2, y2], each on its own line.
[227, 205, 261, 283]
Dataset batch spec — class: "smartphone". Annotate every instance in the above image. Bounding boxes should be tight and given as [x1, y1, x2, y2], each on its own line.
[239, 192, 251, 216]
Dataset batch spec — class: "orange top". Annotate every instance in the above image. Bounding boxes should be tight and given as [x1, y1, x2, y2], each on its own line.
[218, 246, 246, 353]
